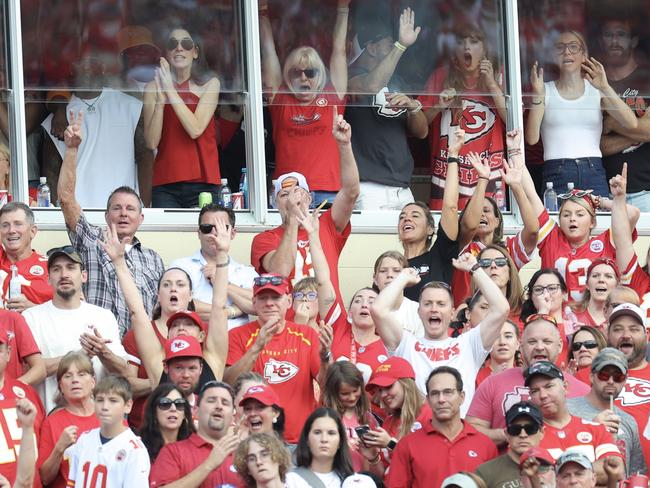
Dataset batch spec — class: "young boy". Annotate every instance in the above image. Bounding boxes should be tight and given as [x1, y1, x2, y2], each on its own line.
[65, 375, 150, 487]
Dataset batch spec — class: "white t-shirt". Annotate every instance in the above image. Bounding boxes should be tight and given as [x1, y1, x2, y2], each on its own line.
[541, 80, 603, 160]
[285, 471, 342, 488]
[390, 297, 423, 338]
[41, 89, 142, 208]
[394, 325, 488, 416]
[66, 428, 150, 487]
[23, 301, 128, 412]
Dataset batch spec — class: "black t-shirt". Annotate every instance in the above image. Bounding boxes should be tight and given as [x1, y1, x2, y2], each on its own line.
[603, 65, 650, 192]
[404, 224, 458, 301]
[159, 358, 216, 393]
[345, 65, 414, 187]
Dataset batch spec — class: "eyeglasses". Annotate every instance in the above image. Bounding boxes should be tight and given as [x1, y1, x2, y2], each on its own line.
[554, 42, 583, 55]
[506, 423, 540, 436]
[199, 223, 230, 234]
[478, 257, 508, 268]
[167, 37, 195, 51]
[524, 313, 558, 326]
[531, 284, 562, 296]
[293, 291, 317, 301]
[558, 189, 592, 200]
[254, 276, 287, 287]
[596, 370, 626, 383]
[572, 340, 599, 352]
[245, 448, 272, 464]
[157, 398, 187, 411]
[289, 68, 319, 79]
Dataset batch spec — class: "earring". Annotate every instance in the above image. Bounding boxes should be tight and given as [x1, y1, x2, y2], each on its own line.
[272, 417, 278, 424]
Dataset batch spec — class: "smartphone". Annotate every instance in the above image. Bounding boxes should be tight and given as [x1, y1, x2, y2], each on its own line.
[354, 425, 370, 437]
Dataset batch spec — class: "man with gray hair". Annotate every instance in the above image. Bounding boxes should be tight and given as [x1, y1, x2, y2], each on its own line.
[567, 347, 646, 476]
[555, 451, 624, 488]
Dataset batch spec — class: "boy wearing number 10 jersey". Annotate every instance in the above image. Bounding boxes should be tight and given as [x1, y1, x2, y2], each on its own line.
[66, 376, 149, 487]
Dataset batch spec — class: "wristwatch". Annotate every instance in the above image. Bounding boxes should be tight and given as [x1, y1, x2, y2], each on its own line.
[387, 439, 397, 450]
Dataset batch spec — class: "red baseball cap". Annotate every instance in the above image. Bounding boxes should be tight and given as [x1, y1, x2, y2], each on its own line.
[519, 447, 555, 468]
[167, 310, 207, 333]
[366, 357, 415, 391]
[253, 274, 291, 297]
[238, 384, 282, 408]
[164, 335, 203, 362]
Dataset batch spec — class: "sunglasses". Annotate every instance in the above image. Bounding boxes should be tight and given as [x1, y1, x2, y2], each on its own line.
[478, 257, 508, 268]
[47, 245, 77, 257]
[554, 42, 583, 55]
[293, 291, 317, 301]
[531, 284, 562, 296]
[572, 340, 599, 352]
[254, 276, 286, 287]
[167, 37, 195, 51]
[524, 313, 558, 326]
[596, 370, 626, 383]
[157, 398, 187, 410]
[199, 223, 230, 234]
[289, 68, 319, 79]
[506, 423, 540, 436]
[558, 189, 592, 200]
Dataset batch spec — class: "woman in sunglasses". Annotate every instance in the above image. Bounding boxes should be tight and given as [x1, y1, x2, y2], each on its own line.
[475, 245, 524, 322]
[39, 352, 99, 487]
[139, 383, 194, 462]
[143, 27, 222, 208]
[572, 259, 620, 332]
[259, 0, 350, 198]
[525, 30, 637, 195]
[566, 326, 606, 386]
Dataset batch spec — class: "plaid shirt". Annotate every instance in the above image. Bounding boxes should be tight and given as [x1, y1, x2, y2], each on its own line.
[68, 213, 164, 337]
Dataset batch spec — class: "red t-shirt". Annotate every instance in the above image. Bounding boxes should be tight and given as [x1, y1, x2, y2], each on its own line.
[539, 415, 622, 461]
[150, 434, 242, 488]
[0, 249, 52, 306]
[122, 322, 167, 430]
[269, 85, 345, 191]
[615, 363, 650, 467]
[621, 254, 650, 299]
[227, 320, 320, 443]
[574, 367, 592, 386]
[0, 377, 45, 486]
[38, 409, 99, 488]
[251, 208, 350, 302]
[387, 420, 498, 488]
[572, 309, 606, 332]
[0, 310, 40, 381]
[537, 209, 623, 302]
[419, 67, 505, 211]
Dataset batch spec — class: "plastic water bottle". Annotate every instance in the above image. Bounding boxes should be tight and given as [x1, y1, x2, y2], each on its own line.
[239, 168, 249, 209]
[219, 178, 232, 209]
[544, 182, 558, 212]
[494, 181, 507, 212]
[8, 265, 21, 299]
[37, 177, 50, 207]
[269, 179, 277, 209]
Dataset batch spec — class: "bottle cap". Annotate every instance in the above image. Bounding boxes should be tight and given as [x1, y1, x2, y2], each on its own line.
[221, 178, 228, 185]
[546, 182, 553, 188]
[39, 177, 47, 184]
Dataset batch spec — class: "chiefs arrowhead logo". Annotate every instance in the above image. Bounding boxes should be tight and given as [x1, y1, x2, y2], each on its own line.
[502, 385, 530, 416]
[263, 359, 299, 384]
[618, 377, 650, 406]
[170, 340, 190, 353]
[247, 385, 265, 394]
[441, 98, 496, 144]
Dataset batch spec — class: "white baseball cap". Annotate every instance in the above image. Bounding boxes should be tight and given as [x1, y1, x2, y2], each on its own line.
[609, 303, 646, 328]
[341, 474, 377, 488]
[274, 172, 310, 197]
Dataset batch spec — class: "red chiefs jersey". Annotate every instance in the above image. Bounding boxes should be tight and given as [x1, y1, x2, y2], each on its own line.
[615, 363, 650, 467]
[0, 376, 45, 486]
[621, 254, 650, 299]
[0, 310, 40, 381]
[537, 209, 622, 302]
[419, 67, 506, 210]
[227, 320, 320, 443]
[269, 85, 345, 191]
[539, 415, 622, 462]
[0, 249, 52, 306]
[251, 208, 349, 303]
[38, 409, 100, 488]
[451, 237, 531, 305]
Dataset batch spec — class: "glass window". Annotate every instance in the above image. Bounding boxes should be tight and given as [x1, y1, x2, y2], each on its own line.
[20, 0, 245, 209]
[0, 5, 12, 203]
[518, 0, 650, 203]
[260, 0, 509, 215]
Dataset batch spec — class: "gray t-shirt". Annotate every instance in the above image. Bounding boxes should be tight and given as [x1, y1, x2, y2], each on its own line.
[567, 396, 647, 476]
[475, 454, 523, 488]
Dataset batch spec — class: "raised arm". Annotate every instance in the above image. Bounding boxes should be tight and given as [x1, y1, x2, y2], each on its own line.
[611, 164, 635, 272]
[143, 77, 165, 150]
[503, 129, 539, 254]
[329, 0, 350, 98]
[458, 152, 490, 249]
[481, 58, 507, 122]
[258, 0, 282, 98]
[598, 171, 640, 234]
[58, 111, 83, 231]
[330, 108, 360, 233]
[202, 220, 230, 380]
[524, 61, 545, 145]
[438, 127, 464, 241]
[370, 268, 420, 350]
[453, 253, 509, 349]
[260, 193, 300, 276]
[14, 399, 37, 488]
[101, 224, 164, 385]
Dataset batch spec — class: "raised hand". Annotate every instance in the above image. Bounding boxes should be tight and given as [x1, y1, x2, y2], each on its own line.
[609, 162, 627, 198]
[452, 252, 478, 272]
[157, 58, 175, 93]
[293, 301, 311, 325]
[100, 223, 126, 262]
[467, 152, 490, 181]
[64, 111, 84, 149]
[51, 106, 68, 141]
[500, 159, 522, 187]
[295, 206, 320, 236]
[505, 128, 522, 151]
[253, 318, 282, 352]
[398, 267, 421, 287]
[583, 57, 609, 92]
[398, 7, 421, 48]
[207, 432, 240, 469]
[530, 61, 545, 97]
[386, 93, 419, 112]
[439, 88, 457, 109]
[332, 106, 351, 145]
[15, 398, 37, 429]
[319, 320, 333, 360]
[447, 126, 466, 156]
[479, 58, 496, 87]
[205, 219, 232, 254]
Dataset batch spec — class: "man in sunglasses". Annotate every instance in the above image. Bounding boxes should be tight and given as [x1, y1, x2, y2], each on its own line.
[567, 347, 646, 476]
[171, 203, 257, 329]
[525, 361, 624, 484]
[476, 401, 547, 487]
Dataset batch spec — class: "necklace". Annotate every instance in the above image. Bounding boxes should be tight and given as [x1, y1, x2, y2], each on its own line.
[79, 94, 100, 113]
